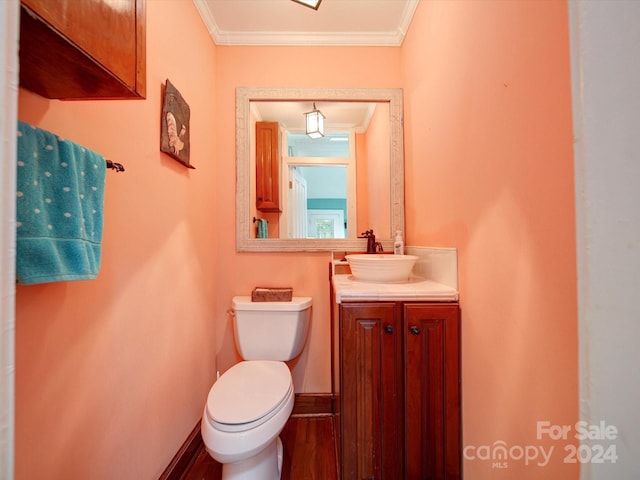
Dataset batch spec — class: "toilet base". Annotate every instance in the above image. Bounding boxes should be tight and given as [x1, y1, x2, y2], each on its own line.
[277, 436, 283, 474]
[221, 436, 284, 480]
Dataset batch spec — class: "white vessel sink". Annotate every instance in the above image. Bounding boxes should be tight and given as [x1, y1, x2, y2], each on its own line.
[345, 254, 418, 283]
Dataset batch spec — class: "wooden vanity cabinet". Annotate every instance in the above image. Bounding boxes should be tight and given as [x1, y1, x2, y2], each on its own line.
[255, 121, 281, 212]
[19, 0, 146, 99]
[339, 301, 461, 479]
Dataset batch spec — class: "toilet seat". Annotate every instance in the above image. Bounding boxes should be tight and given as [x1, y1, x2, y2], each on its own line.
[206, 360, 292, 433]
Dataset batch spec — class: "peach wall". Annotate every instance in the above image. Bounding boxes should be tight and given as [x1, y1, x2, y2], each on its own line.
[365, 102, 390, 237]
[402, 1, 578, 479]
[355, 132, 369, 233]
[213, 46, 402, 392]
[13, 1, 580, 478]
[15, 2, 218, 479]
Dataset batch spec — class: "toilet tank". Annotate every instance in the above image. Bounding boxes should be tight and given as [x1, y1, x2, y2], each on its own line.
[231, 296, 312, 361]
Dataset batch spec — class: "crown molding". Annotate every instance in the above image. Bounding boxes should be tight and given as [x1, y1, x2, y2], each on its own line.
[213, 30, 405, 47]
[193, 0, 418, 47]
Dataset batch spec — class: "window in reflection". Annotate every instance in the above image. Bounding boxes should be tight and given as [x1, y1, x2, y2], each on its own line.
[287, 131, 351, 157]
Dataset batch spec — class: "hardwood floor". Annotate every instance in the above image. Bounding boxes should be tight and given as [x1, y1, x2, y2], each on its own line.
[181, 415, 338, 480]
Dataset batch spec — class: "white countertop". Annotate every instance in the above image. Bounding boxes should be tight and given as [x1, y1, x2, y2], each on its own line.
[332, 274, 459, 303]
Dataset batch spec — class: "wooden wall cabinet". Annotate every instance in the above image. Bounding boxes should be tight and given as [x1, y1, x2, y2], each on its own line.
[338, 301, 461, 479]
[19, 0, 146, 100]
[255, 121, 281, 212]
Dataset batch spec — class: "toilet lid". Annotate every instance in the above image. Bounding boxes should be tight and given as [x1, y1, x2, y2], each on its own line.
[206, 361, 292, 432]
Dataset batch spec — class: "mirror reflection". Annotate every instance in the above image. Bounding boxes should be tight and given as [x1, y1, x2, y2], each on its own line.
[291, 164, 349, 239]
[236, 87, 404, 252]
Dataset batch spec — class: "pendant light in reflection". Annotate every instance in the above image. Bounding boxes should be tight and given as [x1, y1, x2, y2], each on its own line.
[305, 102, 325, 139]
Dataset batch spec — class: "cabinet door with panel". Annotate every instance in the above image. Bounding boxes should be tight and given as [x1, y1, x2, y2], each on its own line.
[339, 302, 404, 480]
[404, 303, 461, 479]
[255, 121, 281, 212]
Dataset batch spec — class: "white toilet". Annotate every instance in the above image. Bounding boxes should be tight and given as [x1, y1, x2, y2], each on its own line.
[201, 295, 312, 480]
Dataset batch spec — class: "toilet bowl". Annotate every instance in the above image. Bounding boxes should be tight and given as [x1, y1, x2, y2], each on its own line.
[201, 296, 312, 480]
[201, 361, 294, 476]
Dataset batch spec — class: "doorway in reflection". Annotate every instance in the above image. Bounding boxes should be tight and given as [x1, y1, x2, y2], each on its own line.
[283, 131, 355, 239]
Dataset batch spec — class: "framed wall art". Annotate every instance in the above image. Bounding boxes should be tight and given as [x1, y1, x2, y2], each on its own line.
[160, 79, 194, 169]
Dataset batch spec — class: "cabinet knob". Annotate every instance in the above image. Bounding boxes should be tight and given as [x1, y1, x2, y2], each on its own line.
[384, 324, 394, 334]
[410, 325, 421, 336]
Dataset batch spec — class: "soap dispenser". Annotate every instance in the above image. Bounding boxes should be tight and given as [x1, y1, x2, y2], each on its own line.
[394, 230, 404, 255]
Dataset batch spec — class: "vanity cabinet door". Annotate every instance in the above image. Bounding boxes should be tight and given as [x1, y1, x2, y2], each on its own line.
[340, 303, 404, 480]
[19, 0, 146, 99]
[255, 121, 281, 212]
[404, 303, 461, 479]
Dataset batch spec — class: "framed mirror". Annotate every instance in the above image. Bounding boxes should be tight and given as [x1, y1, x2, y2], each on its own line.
[236, 87, 404, 252]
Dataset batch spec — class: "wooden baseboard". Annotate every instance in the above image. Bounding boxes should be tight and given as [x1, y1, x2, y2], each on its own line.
[159, 394, 334, 479]
[158, 420, 203, 480]
[292, 393, 334, 416]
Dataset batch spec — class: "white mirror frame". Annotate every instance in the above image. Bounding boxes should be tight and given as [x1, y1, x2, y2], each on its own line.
[236, 87, 404, 252]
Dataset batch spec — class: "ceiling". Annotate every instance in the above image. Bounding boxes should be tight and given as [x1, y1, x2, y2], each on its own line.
[252, 100, 377, 132]
[193, 0, 419, 46]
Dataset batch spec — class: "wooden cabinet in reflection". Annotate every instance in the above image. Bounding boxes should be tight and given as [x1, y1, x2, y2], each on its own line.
[19, 0, 146, 99]
[255, 121, 281, 212]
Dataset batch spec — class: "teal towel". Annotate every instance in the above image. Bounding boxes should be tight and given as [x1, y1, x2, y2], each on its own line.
[257, 218, 268, 239]
[16, 121, 106, 285]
